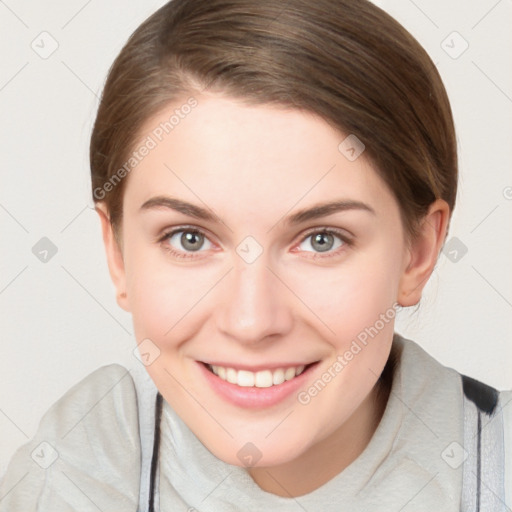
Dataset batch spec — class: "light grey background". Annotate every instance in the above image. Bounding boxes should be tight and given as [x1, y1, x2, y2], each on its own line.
[1, 0, 511, 476]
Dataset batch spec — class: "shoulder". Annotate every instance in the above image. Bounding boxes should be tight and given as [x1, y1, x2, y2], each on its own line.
[37, 363, 139, 437]
[458, 373, 511, 509]
[0, 364, 141, 512]
[395, 334, 511, 507]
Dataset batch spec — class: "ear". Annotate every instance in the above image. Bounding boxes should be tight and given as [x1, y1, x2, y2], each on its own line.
[96, 203, 130, 312]
[397, 199, 450, 307]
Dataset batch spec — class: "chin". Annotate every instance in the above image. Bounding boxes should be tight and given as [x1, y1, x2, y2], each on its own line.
[205, 436, 307, 469]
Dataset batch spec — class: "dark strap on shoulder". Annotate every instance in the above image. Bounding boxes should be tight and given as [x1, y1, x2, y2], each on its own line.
[461, 374, 499, 416]
[148, 392, 163, 512]
[460, 374, 506, 511]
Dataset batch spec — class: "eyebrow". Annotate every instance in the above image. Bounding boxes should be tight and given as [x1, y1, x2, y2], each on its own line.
[139, 196, 375, 225]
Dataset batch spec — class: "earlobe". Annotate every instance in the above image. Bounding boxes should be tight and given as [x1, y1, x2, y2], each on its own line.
[95, 204, 131, 312]
[397, 199, 450, 307]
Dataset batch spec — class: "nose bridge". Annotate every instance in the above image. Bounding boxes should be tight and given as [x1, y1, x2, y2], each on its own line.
[215, 252, 292, 344]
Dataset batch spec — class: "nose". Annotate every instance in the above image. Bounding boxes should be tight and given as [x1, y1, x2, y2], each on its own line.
[215, 254, 294, 346]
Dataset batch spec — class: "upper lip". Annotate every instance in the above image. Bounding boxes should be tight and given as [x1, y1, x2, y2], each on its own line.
[200, 360, 319, 372]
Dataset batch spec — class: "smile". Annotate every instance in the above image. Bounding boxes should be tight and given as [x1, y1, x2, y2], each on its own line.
[198, 360, 320, 408]
[206, 363, 309, 388]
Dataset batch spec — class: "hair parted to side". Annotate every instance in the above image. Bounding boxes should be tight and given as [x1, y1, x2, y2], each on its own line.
[90, 0, 457, 241]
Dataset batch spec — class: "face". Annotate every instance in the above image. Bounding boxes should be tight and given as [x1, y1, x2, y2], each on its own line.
[100, 93, 439, 468]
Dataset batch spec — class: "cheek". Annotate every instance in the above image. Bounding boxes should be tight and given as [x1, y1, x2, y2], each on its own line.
[124, 246, 215, 347]
[288, 242, 403, 346]
[288, 251, 401, 431]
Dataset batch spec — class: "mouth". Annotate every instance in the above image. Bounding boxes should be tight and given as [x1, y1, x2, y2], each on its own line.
[203, 361, 317, 388]
[197, 360, 321, 409]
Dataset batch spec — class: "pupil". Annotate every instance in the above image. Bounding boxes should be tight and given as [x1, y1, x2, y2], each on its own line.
[313, 233, 333, 252]
[182, 231, 202, 251]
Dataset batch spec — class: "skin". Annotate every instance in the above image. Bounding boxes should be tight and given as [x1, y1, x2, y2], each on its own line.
[97, 93, 449, 497]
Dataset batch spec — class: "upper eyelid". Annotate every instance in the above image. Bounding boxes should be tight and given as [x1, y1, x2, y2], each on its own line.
[159, 224, 210, 239]
[300, 225, 352, 240]
[158, 225, 212, 246]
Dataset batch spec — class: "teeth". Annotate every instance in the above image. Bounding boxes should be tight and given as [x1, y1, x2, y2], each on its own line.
[284, 367, 296, 381]
[209, 364, 307, 387]
[226, 367, 237, 384]
[237, 370, 255, 387]
[254, 370, 272, 388]
[272, 368, 285, 385]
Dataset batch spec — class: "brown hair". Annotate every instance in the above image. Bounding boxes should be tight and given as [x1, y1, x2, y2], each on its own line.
[90, 0, 457, 241]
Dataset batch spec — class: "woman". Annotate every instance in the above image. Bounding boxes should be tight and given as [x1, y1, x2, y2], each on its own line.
[1, 0, 510, 510]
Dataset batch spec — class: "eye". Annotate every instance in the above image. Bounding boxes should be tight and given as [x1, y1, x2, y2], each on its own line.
[159, 227, 213, 258]
[296, 228, 351, 258]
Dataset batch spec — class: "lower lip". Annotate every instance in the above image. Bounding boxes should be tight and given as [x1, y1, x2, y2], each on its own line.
[197, 361, 319, 409]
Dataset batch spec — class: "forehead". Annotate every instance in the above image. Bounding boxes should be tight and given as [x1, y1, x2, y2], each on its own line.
[123, 94, 397, 224]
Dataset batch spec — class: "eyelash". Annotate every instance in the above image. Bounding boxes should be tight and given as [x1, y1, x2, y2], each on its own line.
[157, 225, 353, 260]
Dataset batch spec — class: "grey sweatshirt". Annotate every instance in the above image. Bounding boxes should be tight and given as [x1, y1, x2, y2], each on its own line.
[0, 333, 510, 511]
